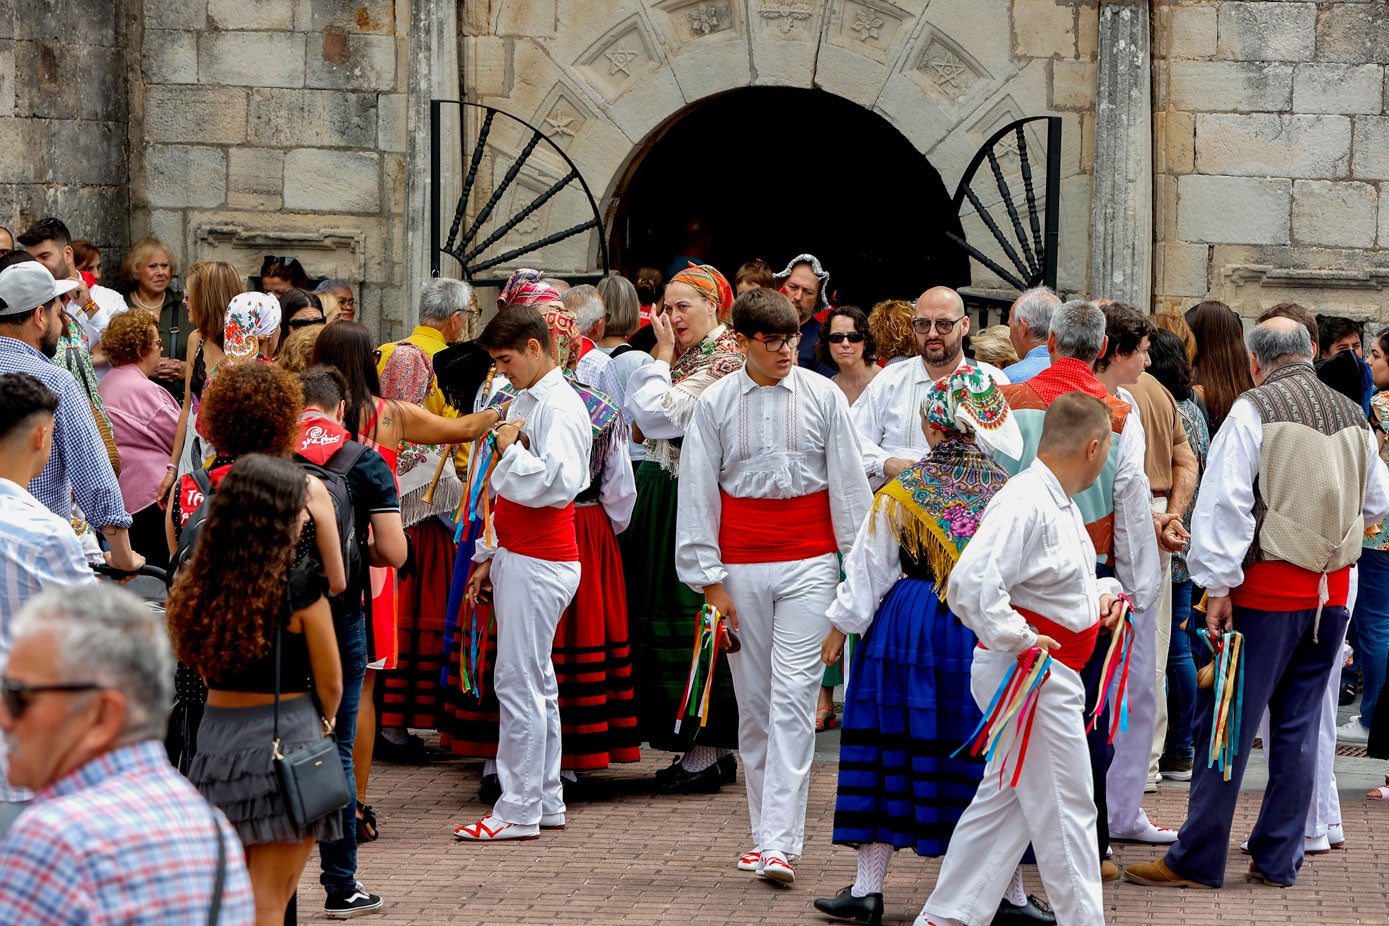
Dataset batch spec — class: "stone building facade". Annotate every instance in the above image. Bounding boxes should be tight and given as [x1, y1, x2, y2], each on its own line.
[3, 0, 1388, 336]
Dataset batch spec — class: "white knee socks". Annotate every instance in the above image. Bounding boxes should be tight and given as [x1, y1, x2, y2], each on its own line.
[852, 842, 893, 896]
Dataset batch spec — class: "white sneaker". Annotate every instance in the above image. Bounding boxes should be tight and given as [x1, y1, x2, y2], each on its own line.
[757, 850, 794, 884]
[1240, 833, 1330, 856]
[539, 812, 566, 830]
[1337, 718, 1370, 744]
[736, 850, 762, 872]
[452, 814, 540, 841]
[1111, 821, 1178, 844]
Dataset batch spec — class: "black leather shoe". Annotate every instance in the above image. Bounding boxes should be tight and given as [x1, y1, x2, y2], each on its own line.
[718, 752, 737, 785]
[653, 756, 684, 783]
[478, 773, 501, 805]
[655, 761, 721, 794]
[991, 894, 1056, 925]
[812, 886, 883, 925]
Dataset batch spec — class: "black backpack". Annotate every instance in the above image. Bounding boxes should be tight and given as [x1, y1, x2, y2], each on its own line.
[294, 441, 369, 615]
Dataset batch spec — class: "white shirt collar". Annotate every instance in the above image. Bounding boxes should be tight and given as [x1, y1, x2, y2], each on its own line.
[520, 364, 565, 397]
[1029, 458, 1074, 511]
[737, 366, 795, 394]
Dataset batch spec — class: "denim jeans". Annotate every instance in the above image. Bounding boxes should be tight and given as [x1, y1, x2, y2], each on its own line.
[1354, 549, 1389, 730]
[319, 613, 366, 895]
[1164, 580, 1197, 761]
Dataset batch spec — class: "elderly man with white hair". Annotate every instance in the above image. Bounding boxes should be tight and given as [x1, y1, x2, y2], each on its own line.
[1003, 286, 1062, 382]
[563, 284, 611, 386]
[0, 586, 255, 923]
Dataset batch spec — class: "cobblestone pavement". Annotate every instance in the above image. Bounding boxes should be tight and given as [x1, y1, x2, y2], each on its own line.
[297, 737, 1389, 925]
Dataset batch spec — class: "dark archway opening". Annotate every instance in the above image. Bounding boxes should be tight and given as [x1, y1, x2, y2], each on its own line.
[610, 86, 970, 309]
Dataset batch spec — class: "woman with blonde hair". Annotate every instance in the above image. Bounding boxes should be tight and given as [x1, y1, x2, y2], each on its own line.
[869, 299, 917, 364]
[121, 236, 189, 392]
[971, 324, 1020, 369]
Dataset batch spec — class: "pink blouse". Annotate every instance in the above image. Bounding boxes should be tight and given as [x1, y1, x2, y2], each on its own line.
[96, 364, 181, 513]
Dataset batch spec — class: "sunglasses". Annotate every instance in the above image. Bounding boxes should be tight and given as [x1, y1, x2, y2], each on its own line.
[1, 678, 102, 719]
[751, 333, 801, 352]
[911, 316, 965, 334]
[828, 331, 865, 344]
[286, 315, 327, 331]
[261, 255, 304, 274]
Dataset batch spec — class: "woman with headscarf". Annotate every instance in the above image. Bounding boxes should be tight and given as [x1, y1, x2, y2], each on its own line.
[620, 263, 744, 792]
[812, 368, 1050, 926]
[442, 294, 642, 803]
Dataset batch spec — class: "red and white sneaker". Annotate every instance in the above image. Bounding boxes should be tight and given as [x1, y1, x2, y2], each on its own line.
[453, 814, 540, 841]
[757, 850, 795, 884]
[736, 850, 762, 872]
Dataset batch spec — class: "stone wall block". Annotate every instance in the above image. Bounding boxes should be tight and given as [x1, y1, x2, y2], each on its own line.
[306, 31, 396, 91]
[144, 0, 206, 31]
[495, 0, 556, 37]
[248, 88, 378, 148]
[1352, 116, 1389, 181]
[1156, 5, 1217, 58]
[1012, 0, 1075, 59]
[1051, 59, 1095, 111]
[1292, 63, 1382, 115]
[377, 91, 406, 153]
[207, 0, 295, 31]
[462, 0, 496, 36]
[200, 32, 306, 88]
[1316, 5, 1389, 65]
[1167, 60, 1291, 112]
[14, 40, 83, 118]
[142, 30, 199, 85]
[1378, 183, 1389, 247]
[468, 36, 508, 99]
[283, 149, 381, 212]
[1291, 179, 1377, 248]
[1177, 174, 1291, 244]
[228, 147, 283, 196]
[1216, 3, 1316, 63]
[0, 40, 13, 117]
[15, 0, 117, 46]
[1156, 109, 1195, 175]
[1195, 113, 1351, 179]
[146, 144, 228, 209]
[47, 120, 127, 185]
[310, 0, 395, 33]
[146, 85, 249, 145]
[1156, 240, 1210, 298]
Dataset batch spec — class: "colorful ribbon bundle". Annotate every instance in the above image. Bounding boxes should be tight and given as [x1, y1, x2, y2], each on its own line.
[454, 594, 496, 699]
[675, 605, 728, 735]
[453, 430, 499, 544]
[953, 647, 1053, 788]
[1198, 629, 1245, 781]
[1087, 594, 1135, 742]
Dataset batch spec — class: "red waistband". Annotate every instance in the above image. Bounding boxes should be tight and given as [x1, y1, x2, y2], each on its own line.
[1232, 561, 1351, 611]
[718, 489, 838, 564]
[493, 496, 578, 562]
[977, 605, 1098, 672]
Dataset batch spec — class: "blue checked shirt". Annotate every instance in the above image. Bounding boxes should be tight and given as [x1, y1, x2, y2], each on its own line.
[0, 337, 130, 529]
[0, 740, 255, 925]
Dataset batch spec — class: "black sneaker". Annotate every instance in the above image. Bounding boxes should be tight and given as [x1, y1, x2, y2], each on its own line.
[324, 883, 383, 919]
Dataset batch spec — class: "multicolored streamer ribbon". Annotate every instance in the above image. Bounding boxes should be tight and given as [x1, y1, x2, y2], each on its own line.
[1087, 594, 1135, 743]
[675, 605, 726, 735]
[1198, 628, 1245, 781]
[454, 430, 499, 544]
[953, 647, 1053, 788]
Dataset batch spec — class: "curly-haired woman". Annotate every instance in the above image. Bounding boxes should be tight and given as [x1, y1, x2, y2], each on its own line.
[96, 308, 180, 569]
[868, 299, 916, 365]
[167, 454, 343, 926]
[816, 304, 879, 405]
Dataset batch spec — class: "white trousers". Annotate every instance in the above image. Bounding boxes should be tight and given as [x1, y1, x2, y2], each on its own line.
[1148, 534, 1174, 778]
[490, 547, 580, 826]
[924, 649, 1105, 926]
[724, 553, 837, 858]
[1107, 580, 1160, 837]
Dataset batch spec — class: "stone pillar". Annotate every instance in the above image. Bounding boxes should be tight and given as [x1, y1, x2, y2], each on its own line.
[404, 0, 461, 330]
[1090, 0, 1152, 310]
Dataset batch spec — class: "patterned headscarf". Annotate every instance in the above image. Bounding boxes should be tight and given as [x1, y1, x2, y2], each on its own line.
[670, 263, 733, 324]
[540, 301, 580, 370]
[224, 292, 281, 363]
[922, 366, 1023, 460]
[498, 268, 545, 308]
[774, 253, 831, 311]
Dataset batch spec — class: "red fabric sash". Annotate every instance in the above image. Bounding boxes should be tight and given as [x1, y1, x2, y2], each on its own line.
[296, 412, 350, 465]
[1014, 605, 1099, 672]
[718, 489, 837, 564]
[1234, 561, 1351, 611]
[493, 495, 578, 562]
[578, 336, 597, 360]
[1026, 358, 1110, 405]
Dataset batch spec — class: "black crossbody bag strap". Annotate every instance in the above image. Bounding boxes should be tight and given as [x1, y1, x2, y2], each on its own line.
[207, 813, 226, 925]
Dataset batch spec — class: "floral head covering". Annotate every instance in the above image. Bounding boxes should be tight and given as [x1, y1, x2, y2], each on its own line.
[773, 253, 831, 311]
[223, 292, 281, 363]
[540, 301, 580, 370]
[498, 268, 545, 308]
[670, 263, 733, 324]
[922, 365, 1023, 460]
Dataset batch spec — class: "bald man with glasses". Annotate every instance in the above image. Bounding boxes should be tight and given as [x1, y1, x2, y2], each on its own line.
[851, 287, 1010, 488]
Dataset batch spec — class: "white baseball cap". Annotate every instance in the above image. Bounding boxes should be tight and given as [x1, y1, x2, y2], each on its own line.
[0, 262, 79, 318]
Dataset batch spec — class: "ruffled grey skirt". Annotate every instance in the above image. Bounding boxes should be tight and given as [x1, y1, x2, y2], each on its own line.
[189, 696, 346, 846]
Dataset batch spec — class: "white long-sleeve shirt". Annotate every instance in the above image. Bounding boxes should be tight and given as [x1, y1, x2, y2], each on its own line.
[475, 365, 593, 561]
[947, 459, 1122, 654]
[826, 496, 909, 636]
[1188, 396, 1389, 597]
[675, 367, 873, 591]
[1108, 389, 1163, 614]
[851, 356, 1009, 487]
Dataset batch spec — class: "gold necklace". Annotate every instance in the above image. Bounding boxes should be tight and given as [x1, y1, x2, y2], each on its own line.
[131, 290, 163, 311]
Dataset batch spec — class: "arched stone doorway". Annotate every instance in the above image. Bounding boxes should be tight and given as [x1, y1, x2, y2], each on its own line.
[608, 87, 969, 308]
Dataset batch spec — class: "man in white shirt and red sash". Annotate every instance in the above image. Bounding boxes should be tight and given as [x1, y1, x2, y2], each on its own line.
[1126, 318, 1389, 889]
[677, 288, 872, 884]
[920, 392, 1127, 926]
[453, 305, 593, 842]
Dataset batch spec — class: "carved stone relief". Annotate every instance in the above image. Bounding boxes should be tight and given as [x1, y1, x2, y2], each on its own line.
[908, 31, 990, 107]
[755, 0, 818, 39]
[575, 17, 662, 99]
[653, 0, 743, 48]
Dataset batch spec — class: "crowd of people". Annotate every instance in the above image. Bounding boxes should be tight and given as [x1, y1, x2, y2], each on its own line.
[0, 213, 1387, 926]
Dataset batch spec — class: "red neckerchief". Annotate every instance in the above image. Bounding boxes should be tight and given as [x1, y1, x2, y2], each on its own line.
[296, 410, 350, 465]
[1027, 357, 1109, 405]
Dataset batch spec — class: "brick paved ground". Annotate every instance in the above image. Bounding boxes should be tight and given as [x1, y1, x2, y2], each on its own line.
[296, 735, 1389, 925]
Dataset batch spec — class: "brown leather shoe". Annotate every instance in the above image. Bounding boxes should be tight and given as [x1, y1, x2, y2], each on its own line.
[1243, 862, 1293, 887]
[1100, 861, 1120, 883]
[1122, 859, 1215, 888]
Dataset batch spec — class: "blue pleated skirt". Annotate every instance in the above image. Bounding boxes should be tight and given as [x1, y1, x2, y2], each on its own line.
[830, 577, 985, 857]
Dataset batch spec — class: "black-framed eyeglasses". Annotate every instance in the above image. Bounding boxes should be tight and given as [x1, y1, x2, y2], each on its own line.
[911, 316, 965, 334]
[751, 333, 802, 352]
[828, 331, 865, 344]
[286, 315, 327, 331]
[0, 678, 103, 719]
